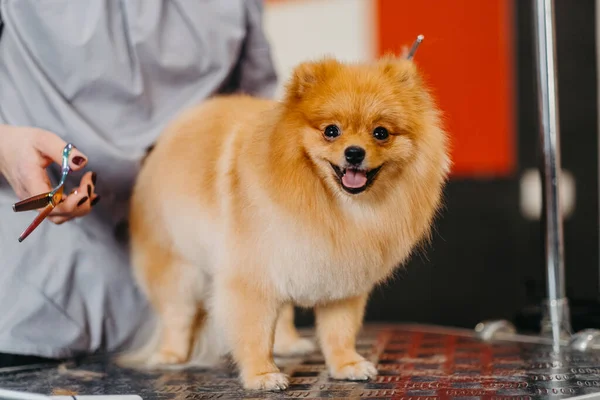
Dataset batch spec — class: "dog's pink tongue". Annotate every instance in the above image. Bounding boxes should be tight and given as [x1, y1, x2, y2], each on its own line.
[342, 169, 368, 188]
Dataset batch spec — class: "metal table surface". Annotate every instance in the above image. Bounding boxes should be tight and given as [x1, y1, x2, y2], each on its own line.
[1, 324, 600, 399]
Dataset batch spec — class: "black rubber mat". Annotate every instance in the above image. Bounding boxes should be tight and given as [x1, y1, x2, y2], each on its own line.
[1, 324, 600, 399]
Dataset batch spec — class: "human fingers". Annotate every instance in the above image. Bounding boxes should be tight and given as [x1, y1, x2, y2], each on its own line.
[31, 128, 88, 171]
[47, 171, 97, 223]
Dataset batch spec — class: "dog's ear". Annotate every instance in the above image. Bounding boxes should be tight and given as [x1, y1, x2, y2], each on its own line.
[378, 55, 418, 84]
[284, 58, 339, 101]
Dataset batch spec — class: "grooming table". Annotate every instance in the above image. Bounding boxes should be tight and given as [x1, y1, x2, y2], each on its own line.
[1, 324, 600, 399]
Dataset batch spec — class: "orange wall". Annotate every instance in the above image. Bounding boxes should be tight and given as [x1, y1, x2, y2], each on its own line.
[375, 0, 516, 178]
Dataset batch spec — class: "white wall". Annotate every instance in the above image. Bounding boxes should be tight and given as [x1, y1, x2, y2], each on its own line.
[263, 0, 376, 99]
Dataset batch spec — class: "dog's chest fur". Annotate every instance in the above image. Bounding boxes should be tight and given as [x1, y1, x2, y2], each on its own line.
[251, 202, 411, 307]
[168, 186, 412, 308]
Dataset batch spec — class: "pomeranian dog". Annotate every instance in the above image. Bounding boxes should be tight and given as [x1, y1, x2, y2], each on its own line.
[121, 54, 450, 391]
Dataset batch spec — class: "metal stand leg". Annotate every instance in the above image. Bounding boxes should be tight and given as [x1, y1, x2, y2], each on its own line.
[532, 0, 572, 346]
[475, 0, 600, 352]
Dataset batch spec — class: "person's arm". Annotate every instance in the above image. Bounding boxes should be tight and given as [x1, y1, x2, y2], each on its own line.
[0, 125, 98, 224]
[235, 0, 278, 98]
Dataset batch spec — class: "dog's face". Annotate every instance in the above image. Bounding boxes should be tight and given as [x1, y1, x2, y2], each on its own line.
[282, 57, 437, 197]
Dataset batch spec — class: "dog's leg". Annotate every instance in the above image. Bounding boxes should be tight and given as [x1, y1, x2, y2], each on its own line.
[138, 250, 201, 366]
[213, 276, 288, 391]
[149, 300, 199, 366]
[315, 294, 377, 381]
[273, 303, 316, 357]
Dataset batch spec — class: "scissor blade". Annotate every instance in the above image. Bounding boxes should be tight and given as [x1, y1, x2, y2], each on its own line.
[13, 192, 52, 212]
[17, 203, 54, 242]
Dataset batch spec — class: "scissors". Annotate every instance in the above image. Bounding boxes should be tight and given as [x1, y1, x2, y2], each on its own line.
[12, 143, 75, 242]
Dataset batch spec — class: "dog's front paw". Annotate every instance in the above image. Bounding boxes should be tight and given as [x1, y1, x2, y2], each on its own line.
[242, 372, 290, 391]
[274, 337, 316, 357]
[330, 359, 377, 381]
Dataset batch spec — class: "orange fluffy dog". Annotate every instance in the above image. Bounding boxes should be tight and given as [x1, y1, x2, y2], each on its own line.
[122, 55, 450, 391]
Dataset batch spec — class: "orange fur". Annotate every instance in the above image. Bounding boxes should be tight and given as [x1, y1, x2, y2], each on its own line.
[121, 55, 450, 391]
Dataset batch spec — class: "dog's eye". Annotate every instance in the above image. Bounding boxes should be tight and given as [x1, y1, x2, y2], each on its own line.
[373, 126, 389, 141]
[324, 125, 340, 139]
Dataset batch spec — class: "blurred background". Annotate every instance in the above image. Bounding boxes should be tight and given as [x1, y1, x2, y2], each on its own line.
[262, 0, 600, 333]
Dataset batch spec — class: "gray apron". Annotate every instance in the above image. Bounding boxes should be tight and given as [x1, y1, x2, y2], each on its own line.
[0, 0, 277, 358]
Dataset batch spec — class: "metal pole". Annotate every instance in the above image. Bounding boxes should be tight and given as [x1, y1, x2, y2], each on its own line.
[596, 0, 600, 308]
[532, 0, 572, 346]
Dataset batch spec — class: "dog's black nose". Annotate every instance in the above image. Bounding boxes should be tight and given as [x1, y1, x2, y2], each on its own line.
[345, 146, 365, 165]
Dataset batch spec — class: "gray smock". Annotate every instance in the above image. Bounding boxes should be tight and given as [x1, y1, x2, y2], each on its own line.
[0, 0, 278, 359]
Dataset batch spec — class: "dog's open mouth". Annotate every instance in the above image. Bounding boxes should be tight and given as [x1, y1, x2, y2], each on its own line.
[329, 163, 383, 194]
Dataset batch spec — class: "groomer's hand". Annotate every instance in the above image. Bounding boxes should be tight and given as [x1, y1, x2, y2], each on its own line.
[0, 125, 99, 224]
